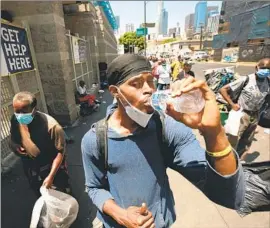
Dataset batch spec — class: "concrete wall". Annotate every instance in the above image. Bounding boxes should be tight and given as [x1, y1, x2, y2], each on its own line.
[2, 1, 118, 125]
[2, 1, 77, 125]
[95, 6, 118, 64]
[64, 3, 101, 84]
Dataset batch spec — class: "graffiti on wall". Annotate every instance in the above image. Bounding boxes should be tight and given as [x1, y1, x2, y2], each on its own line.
[222, 47, 239, 63]
[239, 44, 270, 62]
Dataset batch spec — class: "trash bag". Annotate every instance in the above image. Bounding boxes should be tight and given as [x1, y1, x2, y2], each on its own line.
[204, 67, 236, 94]
[30, 187, 79, 228]
[224, 109, 244, 136]
[238, 162, 270, 217]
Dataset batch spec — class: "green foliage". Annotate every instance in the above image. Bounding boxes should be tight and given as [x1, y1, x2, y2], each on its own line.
[159, 38, 178, 44]
[119, 32, 145, 51]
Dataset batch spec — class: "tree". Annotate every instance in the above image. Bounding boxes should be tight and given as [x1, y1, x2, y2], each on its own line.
[119, 32, 145, 52]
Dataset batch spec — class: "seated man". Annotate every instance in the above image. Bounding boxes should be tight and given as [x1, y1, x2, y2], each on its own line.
[82, 54, 244, 228]
[77, 80, 100, 108]
[10, 91, 70, 197]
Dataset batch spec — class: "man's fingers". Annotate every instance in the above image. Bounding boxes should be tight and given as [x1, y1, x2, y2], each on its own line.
[180, 80, 206, 93]
[141, 216, 155, 228]
[139, 203, 147, 215]
[165, 102, 184, 122]
[16, 148, 26, 155]
[137, 212, 152, 226]
[171, 77, 195, 97]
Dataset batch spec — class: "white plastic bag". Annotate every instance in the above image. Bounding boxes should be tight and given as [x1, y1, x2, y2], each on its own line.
[224, 109, 244, 136]
[30, 187, 79, 228]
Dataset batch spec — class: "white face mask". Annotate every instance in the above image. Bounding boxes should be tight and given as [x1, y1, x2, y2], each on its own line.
[116, 88, 153, 128]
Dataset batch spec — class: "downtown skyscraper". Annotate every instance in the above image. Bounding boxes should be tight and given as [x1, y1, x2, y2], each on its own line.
[194, 1, 207, 33]
[156, 1, 168, 36]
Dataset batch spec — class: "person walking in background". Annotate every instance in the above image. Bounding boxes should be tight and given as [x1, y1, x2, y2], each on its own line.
[177, 62, 195, 81]
[219, 58, 270, 160]
[148, 56, 154, 68]
[9, 91, 70, 197]
[157, 58, 171, 90]
[151, 57, 159, 88]
[171, 56, 183, 81]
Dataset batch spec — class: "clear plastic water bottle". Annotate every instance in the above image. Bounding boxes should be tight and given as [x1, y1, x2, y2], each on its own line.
[151, 89, 205, 113]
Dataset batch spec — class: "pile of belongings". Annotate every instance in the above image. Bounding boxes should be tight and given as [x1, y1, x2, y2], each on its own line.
[204, 66, 236, 94]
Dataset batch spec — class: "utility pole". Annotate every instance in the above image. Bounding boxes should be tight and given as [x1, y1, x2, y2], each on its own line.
[144, 0, 147, 56]
[199, 25, 204, 50]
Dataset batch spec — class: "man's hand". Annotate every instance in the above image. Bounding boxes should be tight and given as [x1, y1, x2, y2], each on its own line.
[231, 103, 240, 111]
[16, 146, 27, 156]
[167, 77, 221, 133]
[123, 203, 155, 228]
[42, 175, 54, 189]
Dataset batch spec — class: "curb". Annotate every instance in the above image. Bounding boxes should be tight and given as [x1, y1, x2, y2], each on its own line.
[206, 61, 256, 67]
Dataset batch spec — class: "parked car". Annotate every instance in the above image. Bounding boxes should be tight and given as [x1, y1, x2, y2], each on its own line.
[191, 51, 209, 61]
[182, 52, 192, 60]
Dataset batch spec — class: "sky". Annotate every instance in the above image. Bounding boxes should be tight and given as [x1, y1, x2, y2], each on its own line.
[110, 1, 222, 35]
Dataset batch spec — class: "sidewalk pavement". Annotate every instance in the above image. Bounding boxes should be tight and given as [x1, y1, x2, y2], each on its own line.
[206, 61, 256, 67]
[1, 90, 269, 228]
[171, 127, 270, 228]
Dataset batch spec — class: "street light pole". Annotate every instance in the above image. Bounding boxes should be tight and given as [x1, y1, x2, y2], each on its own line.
[144, 0, 147, 57]
[199, 25, 204, 50]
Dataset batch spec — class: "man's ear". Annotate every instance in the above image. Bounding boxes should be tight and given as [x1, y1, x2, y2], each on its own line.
[32, 107, 37, 115]
[109, 85, 119, 99]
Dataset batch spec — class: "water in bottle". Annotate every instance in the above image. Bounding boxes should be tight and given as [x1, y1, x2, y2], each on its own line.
[151, 89, 205, 113]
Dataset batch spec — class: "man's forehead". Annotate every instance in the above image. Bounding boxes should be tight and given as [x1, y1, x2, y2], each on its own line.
[258, 58, 270, 67]
[128, 72, 153, 80]
[13, 100, 30, 109]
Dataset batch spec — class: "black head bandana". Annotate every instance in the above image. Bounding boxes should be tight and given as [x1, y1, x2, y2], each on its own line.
[107, 54, 152, 86]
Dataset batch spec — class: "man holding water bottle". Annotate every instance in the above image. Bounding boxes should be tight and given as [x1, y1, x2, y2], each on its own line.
[82, 54, 244, 228]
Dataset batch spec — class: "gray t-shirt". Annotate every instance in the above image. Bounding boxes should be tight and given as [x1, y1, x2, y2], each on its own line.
[229, 74, 270, 111]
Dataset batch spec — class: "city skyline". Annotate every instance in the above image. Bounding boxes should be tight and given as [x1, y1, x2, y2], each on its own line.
[110, 1, 222, 36]
[125, 23, 135, 33]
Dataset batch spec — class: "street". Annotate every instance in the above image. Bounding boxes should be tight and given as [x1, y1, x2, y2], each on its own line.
[1, 62, 269, 228]
[191, 62, 255, 80]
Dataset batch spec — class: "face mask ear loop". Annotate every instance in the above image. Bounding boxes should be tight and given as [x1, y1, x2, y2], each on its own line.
[114, 87, 133, 108]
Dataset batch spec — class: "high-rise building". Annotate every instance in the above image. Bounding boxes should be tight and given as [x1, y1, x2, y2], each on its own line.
[162, 9, 168, 35]
[206, 14, 220, 35]
[176, 22, 181, 35]
[169, 28, 177, 37]
[115, 16, 120, 30]
[156, 1, 168, 35]
[207, 6, 219, 15]
[194, 1, 207, 33]
[185, 13, 194, 32]
[125, 23, 134, 33]
[213, 1, 270, 62]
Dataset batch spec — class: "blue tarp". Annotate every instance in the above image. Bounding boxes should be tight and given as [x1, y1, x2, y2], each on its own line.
[213, 4, 269, 48]
[248, 5, 270, 39]
[212, 34, 227, 49]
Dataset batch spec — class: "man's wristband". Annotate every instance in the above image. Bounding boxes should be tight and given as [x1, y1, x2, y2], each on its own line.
[206, 145, 232, 158]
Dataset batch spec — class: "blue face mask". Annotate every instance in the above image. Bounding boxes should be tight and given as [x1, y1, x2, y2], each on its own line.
[15, 112, 34, 125]
[257, 69, 270, 78]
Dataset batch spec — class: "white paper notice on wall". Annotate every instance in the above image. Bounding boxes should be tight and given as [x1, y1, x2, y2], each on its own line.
[72, 36, 80, 64]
